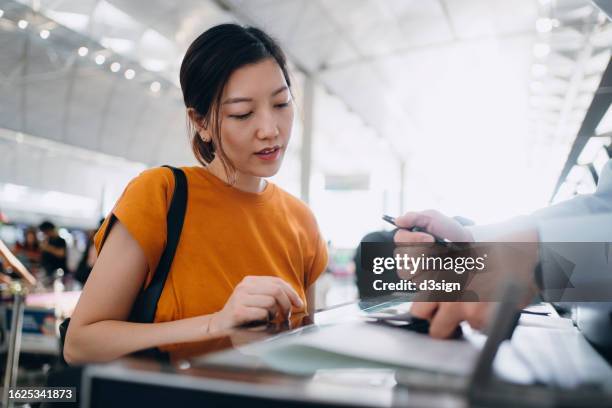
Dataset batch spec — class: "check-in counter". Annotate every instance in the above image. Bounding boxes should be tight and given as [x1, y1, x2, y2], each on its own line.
[69, 295, 612, 408]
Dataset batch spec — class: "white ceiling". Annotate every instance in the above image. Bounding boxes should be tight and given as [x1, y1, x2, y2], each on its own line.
[0, 0, 611, 232]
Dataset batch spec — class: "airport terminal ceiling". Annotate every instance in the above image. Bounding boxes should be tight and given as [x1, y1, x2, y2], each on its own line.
[0, 0, 611, 235]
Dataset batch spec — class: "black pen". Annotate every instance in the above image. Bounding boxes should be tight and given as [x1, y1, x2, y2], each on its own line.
[382, 214, 453, 247]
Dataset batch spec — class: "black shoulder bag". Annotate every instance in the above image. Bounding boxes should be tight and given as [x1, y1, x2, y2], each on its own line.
[58, 165, 188, 365]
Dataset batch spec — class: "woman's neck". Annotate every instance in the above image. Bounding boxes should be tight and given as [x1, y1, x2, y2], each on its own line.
[206, 158, 266, 193]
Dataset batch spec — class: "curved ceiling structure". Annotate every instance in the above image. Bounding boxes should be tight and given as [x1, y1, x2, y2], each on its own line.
[1, 0, 611, 239]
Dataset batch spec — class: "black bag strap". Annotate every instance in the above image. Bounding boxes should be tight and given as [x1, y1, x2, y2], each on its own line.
[128, 165, 188, 323]
[98, 166, 188, 322]
[58, 166, 186, 365]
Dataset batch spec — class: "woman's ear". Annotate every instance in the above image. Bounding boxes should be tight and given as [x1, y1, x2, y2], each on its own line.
[187, 108, 211, 142]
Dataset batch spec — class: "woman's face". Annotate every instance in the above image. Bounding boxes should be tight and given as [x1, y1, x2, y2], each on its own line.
[25, 231, 37, 245]
[215, 58, 294, 178]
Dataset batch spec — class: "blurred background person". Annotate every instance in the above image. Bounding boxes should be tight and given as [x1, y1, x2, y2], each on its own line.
[12, 226, 42, 271]
[38, 220, 67, 279]
[74, 219, 104, 285]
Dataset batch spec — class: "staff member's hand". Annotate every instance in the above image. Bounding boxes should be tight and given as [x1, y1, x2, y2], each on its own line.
[210, 276, 304, 332]
[394, 209, 538, 338]
[410, 301, 495, 338]
[393, 210, 474, 244]
[393, 210, 486, 338]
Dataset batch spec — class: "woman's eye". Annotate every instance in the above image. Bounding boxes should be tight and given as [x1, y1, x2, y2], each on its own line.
[230, 112, 252, 120]
[275, 102, 290, 109]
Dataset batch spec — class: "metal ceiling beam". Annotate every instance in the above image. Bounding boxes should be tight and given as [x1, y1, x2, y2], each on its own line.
[550, 55, 612, 201]
[551, 13, 600, 144]
[320, 29, 535, 73]
[19, 32, 30, 134]
[438, 0, 458, 41]
[61, 0, 101, 143]
[94, 73, 120, 152]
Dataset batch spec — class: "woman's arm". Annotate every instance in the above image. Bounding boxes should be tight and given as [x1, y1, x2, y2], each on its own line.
[64, 219, 303, 365]
[64, 220, 215, 364]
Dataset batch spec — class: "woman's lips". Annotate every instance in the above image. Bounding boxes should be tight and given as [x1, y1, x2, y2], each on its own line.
[254, 146, 281, 161]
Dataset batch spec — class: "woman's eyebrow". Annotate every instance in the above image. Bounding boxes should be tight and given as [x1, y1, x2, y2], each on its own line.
[271, 85, 288, 96]
[223, 86, 288, 105]
[223, 96, 251, 105]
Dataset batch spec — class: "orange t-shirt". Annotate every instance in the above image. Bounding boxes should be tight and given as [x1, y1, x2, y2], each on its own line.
[94, 166, 328, 326]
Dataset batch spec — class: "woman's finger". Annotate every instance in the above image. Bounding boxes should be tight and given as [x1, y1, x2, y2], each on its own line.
[234, 306, 269, 327]
[243, 276, 302, 309]
[269, 277, 303, 308]
[242, 294, 278, 315]
[243, 282, 293, 316]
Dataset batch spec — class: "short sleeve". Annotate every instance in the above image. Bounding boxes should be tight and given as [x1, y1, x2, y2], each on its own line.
[94, 167, 174, 287]
[53, 237, 67, 249]
[305, 230, 329, 289]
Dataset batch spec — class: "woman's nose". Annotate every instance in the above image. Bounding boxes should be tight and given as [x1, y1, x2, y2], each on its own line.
[255, 111, 279, 139]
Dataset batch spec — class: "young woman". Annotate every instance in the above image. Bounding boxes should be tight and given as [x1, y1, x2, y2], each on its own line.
[64, 24, 328, 364]
[13, 227, 41, 268]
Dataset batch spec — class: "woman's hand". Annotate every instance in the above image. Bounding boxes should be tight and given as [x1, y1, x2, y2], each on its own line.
[210, 276, 304, 332]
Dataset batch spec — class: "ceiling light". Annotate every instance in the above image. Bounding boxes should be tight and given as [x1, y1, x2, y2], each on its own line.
[78, 46, 89, 57]
[124, 69, 135, 79]
[535, 18, 553, 33]
[110, 62, 121, 72]
[531, 64, 547, 77]
[17, 20, 28, 29]
[94, 55, 105, 65]
[0, 9, 4, 19]
[39, 29, 50, 39]
[150, 81, 161, 93]
[533, 43, 550, 58]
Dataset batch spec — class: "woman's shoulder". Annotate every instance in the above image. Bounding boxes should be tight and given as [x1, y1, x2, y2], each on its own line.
[134, 166, 176, 186]
[110, 167, 178, 215]
[126, 167, 176, 196]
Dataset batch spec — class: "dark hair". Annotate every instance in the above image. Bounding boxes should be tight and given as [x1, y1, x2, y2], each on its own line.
[39, 221, 55, 232]
[179, 24, 291, 179]
[23, 227, 39, 250]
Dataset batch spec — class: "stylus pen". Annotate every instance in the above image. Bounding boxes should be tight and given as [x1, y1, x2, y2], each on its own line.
[520, 310, 550, 316]
[382, 214, 453, 247]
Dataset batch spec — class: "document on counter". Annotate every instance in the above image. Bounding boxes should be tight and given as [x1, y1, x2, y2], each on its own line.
[518, 314, 575, 331]
[510, 325, 612, 389]
[236, 322, 480, 376]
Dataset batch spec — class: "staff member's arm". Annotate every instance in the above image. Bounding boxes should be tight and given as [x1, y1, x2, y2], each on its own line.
[64, 220, 303, 365]
[394, 211, 539, 338]
[395, 160, 612, 338]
